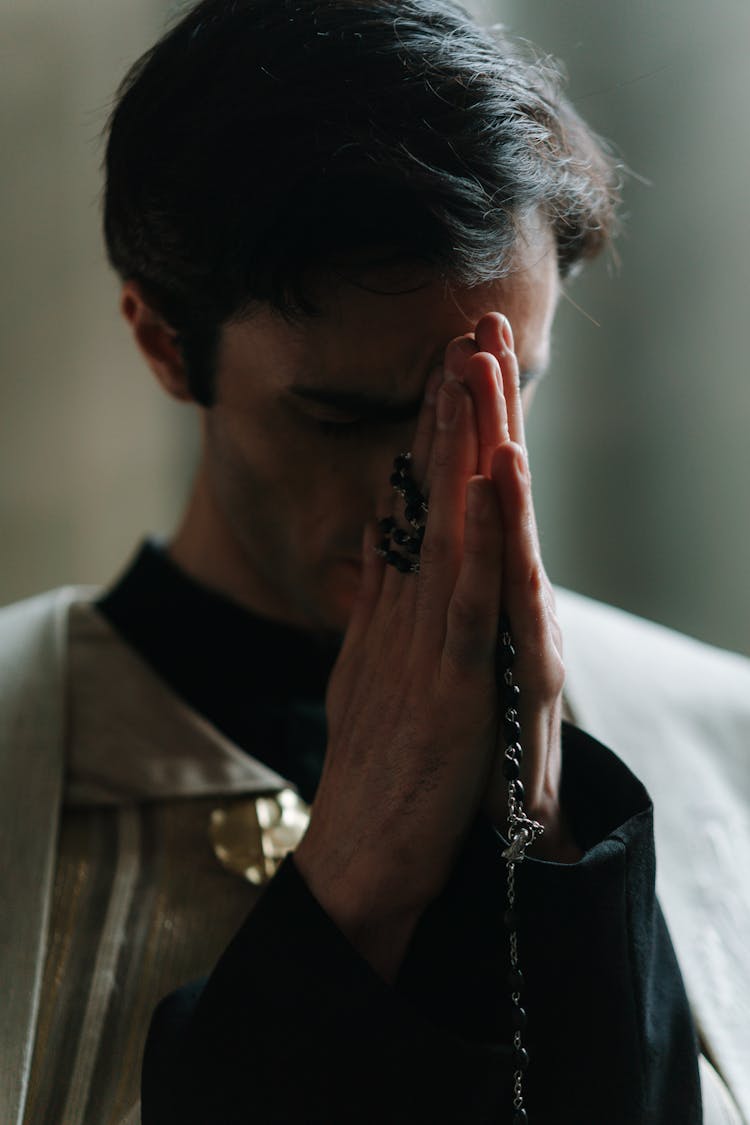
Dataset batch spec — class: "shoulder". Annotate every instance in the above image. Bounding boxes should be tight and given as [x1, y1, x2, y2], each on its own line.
[0, 586, 97, 706]
[554, 586, 750, 804]
[0, 585, 98, 622]
[554, 591, 750, 1125]
[0, 584, 95, 648]
[555, 585, 750, 716]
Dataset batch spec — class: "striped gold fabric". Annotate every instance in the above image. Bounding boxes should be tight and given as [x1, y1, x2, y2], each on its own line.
[23, 797, 262, 1125]
[21, 599, 283, 1124]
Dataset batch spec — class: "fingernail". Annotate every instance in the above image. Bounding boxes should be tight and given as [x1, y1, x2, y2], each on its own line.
[444, 338, 474, 382]
[437, 383, 460, 428]
[515, 446, 528, 480]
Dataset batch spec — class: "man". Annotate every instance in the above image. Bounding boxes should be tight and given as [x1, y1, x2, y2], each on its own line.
[1, 1, 748, 1122]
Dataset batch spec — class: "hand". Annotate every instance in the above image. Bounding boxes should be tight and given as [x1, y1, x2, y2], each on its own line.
[295, 369, 507, 981]
[445, 312, 581, 862]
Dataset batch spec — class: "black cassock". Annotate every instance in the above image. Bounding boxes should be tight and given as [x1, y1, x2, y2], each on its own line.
[99, 542, 702, 1124]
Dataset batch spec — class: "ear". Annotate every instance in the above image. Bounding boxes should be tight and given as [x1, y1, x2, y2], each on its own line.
[120, 281, 194, 402]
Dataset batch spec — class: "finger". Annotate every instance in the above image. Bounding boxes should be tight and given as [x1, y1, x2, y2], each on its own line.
[494, 317, 527, 451]
[414, 331, 475, 499]
[462, 352, 509, 477]
[491, 443, 562, 697]
[443, 335, 478, 383]
[382, 334, 475, 612]
[491, 440, 541, 590]
[340, 520, 385, 656]
[378, 367, 441, 605]
[413, 379, 477, 653]
[442, 476, 503, 677]
[474, 311, 505, 365]
[409, 365, 443, 488]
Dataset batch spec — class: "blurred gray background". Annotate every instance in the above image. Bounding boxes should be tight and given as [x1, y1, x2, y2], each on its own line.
[1, 0, 748, 656]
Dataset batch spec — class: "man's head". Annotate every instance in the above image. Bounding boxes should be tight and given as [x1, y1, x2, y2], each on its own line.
[103, 0, 620, 632]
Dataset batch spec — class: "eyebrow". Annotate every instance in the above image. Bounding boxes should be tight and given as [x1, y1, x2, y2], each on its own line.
[289, 365, 541, 420]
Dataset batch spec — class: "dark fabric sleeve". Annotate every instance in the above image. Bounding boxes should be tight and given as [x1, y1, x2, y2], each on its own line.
[141, 724, 702, 1125]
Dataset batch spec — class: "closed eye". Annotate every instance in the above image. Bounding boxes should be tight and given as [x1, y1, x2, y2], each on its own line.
[312, 414, 368, 435]
[292, 395, 423, 435]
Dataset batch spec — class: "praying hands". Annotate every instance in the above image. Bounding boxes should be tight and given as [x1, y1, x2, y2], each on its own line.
[295, 311, 580, 986]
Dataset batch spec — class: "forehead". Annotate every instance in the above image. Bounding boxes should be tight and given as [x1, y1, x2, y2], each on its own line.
[220, 229, 559, 397]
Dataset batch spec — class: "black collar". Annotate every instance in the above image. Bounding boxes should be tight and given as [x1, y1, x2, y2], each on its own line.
[96, 540, 340, 802]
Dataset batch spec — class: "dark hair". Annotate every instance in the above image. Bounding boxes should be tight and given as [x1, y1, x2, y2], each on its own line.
[103, 0, 621, 405]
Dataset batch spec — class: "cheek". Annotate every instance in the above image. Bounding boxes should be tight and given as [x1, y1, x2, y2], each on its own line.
[209, 404, 311, 490]
[208, 407, 370, 529]
[207, 401, 416, 548]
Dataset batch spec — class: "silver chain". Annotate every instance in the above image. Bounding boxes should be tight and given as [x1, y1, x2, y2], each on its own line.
[499, 625, 544, 1123]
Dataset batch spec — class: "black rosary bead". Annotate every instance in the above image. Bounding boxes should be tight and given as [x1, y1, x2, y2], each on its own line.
[512, 1110, 528, 1125]
[389, 530, 423, 554]
[504, 717, 523, 745]
[513, 779, 526, 804]
[498, 642, 516, 670]
[384, 452, 427, 556]
[508, 968, 524, 992]
[403, 478, 422, 502]
[510, 1005, 528, 1032]
[502, 755, 521, 780]
[513, 1047, 530, 1071]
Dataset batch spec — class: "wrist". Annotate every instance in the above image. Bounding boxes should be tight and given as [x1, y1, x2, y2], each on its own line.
[529, 802, 584, 863]
[294, 838, 424, 981]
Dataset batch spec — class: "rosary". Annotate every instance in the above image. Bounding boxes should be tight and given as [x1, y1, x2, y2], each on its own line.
[497, 617, 544, 1123]
[213, 452, 548, 1123]
[384, 453, 546, 1123]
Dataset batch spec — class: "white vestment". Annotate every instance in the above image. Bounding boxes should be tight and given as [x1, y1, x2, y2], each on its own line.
[0, 586, 747, 1124]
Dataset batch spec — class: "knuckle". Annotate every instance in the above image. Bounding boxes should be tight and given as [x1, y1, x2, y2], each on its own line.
[539, 652, 566, 697]
[526, 562, 545, 598]
[510, 558, 542, 596]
